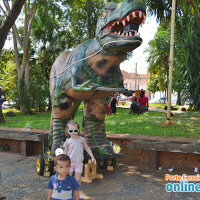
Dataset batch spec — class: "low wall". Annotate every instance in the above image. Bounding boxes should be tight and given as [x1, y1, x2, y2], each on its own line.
[0, 138, 43, 155]
[0, 127, 48, 156]
[107, 134, 200, 170]
[0, 127, 199, 170]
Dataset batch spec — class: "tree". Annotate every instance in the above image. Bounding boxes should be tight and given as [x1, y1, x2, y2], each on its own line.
[0, 49, 17, 123]
[0, 0, 25, 52]
[0, 50, 17, 99]
[146, 0, 200, 29]
[175, 9, 200, 109]
[146, 24, 170, 98]
[62, 0, 121, 46]
[2, 0, 37, 114]
[146, 0, 200, 108]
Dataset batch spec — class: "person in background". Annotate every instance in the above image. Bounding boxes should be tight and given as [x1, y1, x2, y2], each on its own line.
[109, 92, 118, 114]
[137, 90, 149, 113]
[128, 96, 139, 114]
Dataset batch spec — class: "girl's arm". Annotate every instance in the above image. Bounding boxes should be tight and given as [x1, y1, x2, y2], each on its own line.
[47, 189, 53, 200]
[63, 140, 69, 155]
[82, 138, 96, 165]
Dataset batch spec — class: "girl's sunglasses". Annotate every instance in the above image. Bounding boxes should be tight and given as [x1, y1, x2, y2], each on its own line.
[68, 129, 79, 133]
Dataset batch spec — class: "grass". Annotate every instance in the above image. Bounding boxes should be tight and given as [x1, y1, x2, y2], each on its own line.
[120, 103, 183, 109]
[1, 108, 200, 139]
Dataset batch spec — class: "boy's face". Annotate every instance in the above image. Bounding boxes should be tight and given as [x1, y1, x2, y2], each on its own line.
[54, 160, 70, 178]
[68, 124, 79, 137]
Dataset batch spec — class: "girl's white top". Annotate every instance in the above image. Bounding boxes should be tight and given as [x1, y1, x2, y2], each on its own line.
[66, 136, 84, 163]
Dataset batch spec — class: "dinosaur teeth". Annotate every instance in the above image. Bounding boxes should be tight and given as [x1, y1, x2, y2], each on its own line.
[126, 32, 128, 37]
[129, 31, 132, 37]
[134, 30, 137, 36]
[117, 21, 119, 25]
[122, 20, 126, 26]
[127, 15, 130, 22]
[132, 11, 136, 18]
[139, 11, 142, 18]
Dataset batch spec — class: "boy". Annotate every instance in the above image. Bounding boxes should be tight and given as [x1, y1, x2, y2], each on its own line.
[47, 154, 80, 200]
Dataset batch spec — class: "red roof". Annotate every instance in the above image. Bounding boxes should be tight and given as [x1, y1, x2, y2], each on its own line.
[121, 70, 149, 80]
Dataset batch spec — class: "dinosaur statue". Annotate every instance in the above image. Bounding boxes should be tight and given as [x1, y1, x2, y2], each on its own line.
[49, 0, 146, 155]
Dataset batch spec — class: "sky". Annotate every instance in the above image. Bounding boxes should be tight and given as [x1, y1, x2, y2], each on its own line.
[120, 15, 159, 74]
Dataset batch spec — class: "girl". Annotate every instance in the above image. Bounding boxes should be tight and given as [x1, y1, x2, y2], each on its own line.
[64, 120, 96, 199]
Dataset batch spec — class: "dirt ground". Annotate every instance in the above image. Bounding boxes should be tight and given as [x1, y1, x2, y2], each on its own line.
[0, 152, 200, 200]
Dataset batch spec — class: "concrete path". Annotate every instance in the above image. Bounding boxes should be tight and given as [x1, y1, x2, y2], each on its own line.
[0, 152, 199, 200]
[117, 106, 187, 114]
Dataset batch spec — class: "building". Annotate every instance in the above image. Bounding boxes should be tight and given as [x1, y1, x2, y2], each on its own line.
[121, 70, 149, 91]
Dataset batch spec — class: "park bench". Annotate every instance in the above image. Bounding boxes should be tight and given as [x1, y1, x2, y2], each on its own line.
[0, 127, 48, 156]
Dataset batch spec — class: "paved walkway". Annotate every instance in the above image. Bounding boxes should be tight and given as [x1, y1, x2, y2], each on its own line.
[117, 106, 187, 114]
[0, 152, 199, 200]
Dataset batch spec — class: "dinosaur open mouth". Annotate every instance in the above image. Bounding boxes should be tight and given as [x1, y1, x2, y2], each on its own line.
[100, 11, 146, 38]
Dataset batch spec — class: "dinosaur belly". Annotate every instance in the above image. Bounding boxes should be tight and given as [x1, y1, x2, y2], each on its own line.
[66, 86, 112, 100]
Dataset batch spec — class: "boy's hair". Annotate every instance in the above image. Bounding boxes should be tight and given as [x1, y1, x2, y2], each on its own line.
[54, 154, 71, 166]
[66, 120, 80, 136]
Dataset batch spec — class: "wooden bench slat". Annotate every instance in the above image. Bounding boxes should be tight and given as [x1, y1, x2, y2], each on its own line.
[0, 130, 48, 141]
[128, 140, 200, 154]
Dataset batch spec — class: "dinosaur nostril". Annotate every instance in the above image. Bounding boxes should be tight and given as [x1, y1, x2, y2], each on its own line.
[127, 0, 133, 3]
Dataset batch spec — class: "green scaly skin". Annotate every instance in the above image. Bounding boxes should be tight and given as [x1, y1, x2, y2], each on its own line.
[49, 0, 146, 155]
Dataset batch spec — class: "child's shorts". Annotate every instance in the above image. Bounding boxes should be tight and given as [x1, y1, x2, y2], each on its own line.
[70, 162, 83, 173]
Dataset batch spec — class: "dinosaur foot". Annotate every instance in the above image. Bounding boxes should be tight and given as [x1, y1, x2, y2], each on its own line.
[93, 144, 113, 155]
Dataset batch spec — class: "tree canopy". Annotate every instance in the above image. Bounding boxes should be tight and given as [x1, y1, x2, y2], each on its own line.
[146, 0, 200, 109]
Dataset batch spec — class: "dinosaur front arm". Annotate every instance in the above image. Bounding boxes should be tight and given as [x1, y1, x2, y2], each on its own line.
[71, 77, 98, 91]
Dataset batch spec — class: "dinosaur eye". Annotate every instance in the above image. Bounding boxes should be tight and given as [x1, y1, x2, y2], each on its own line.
[103, 13, 107, 18]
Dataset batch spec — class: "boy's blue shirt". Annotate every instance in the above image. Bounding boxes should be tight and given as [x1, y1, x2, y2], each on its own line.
[47, 173, 80, 200]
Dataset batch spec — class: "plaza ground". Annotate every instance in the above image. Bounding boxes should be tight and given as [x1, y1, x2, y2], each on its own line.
[0, 152, 200, 200]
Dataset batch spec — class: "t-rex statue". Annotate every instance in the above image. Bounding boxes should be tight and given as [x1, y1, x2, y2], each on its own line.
[49, 0, 146, 155]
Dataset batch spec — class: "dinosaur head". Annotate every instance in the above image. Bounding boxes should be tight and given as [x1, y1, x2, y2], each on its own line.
[96, 0, 146, 53]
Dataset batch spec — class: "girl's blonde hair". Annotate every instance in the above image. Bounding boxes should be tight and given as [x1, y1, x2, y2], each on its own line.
[66, 120, 80, 136]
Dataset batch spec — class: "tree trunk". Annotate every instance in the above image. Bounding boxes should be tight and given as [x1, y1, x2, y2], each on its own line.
[0, 0, 25, 52]
[177, 90, 181, 105]
[9, 1, 36, 114]
[0, 107, 6, 123]
[86, 0, 92, 39]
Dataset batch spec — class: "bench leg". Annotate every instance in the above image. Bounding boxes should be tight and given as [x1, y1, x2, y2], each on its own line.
[21, 141, 34, 156]
[149, 150, 160, 170]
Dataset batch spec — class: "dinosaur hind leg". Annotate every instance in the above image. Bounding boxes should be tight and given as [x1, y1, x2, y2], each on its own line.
[50, 95, 81, 155]
[84, 98, 110, 148]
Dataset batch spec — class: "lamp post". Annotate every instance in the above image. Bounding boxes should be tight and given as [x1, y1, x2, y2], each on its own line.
[135, 63, 137, 91]
[166, 0, 176, 125]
